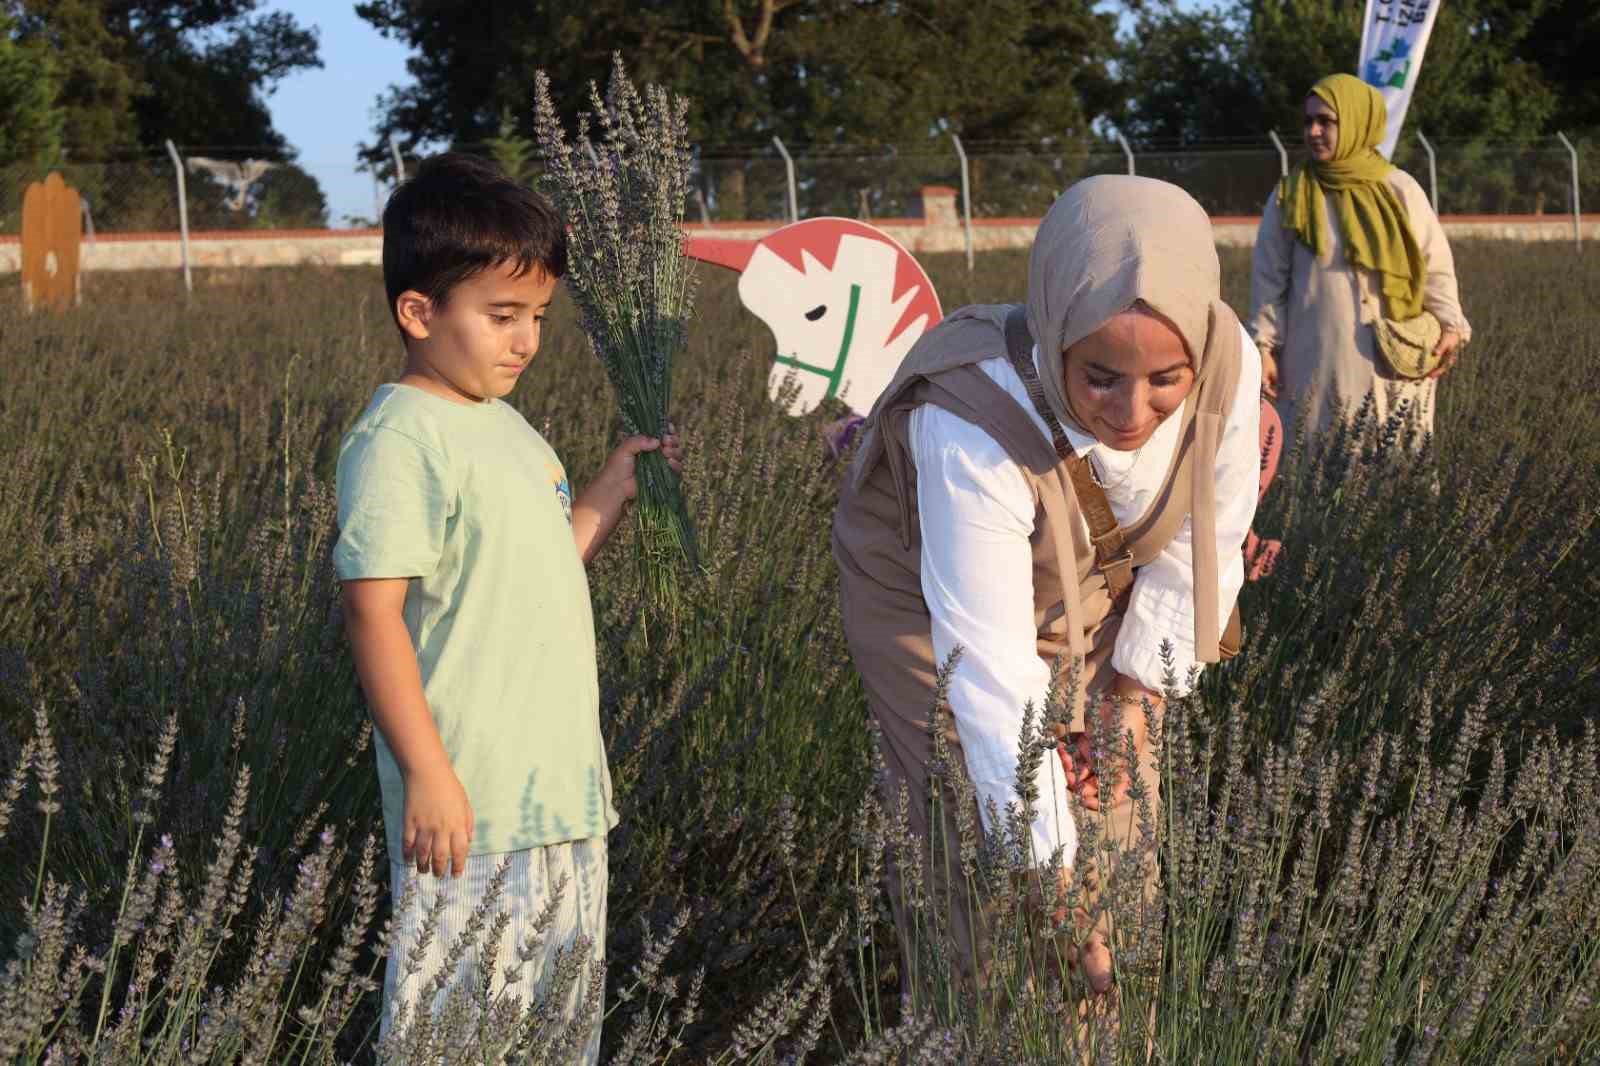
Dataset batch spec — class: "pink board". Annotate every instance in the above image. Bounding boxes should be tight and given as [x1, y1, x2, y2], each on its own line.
[687, 218, 941, 416]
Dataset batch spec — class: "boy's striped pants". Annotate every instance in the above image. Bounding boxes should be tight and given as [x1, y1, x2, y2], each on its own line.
[379, 837, 607, 1063]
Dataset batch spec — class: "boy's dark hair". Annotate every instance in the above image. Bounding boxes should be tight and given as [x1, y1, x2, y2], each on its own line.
[382, 152, 567, 318]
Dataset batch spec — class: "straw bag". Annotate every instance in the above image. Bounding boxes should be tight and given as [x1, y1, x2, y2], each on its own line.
[1373, 308, 1444, 379]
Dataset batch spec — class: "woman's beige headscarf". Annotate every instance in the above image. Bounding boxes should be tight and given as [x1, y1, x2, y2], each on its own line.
[1027, 174, 1224, 431]
[852, 174, 1241, 659]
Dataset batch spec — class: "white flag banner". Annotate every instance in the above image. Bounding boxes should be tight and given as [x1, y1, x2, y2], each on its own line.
[1358, 0, 1444, 159]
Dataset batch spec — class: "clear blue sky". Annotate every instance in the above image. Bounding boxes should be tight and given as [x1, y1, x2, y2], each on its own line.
[265, 2, 411, 227]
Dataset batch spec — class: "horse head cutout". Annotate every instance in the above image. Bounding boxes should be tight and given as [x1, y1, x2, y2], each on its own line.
[687, 218, 942, 416]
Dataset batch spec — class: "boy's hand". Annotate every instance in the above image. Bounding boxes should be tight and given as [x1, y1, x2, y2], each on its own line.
[594, 426, 685, 504]
[661, 427, 684, 473]
[573, 423, 685, 564]
[402, 762, 474, 878]
[342, 579, 470, 877]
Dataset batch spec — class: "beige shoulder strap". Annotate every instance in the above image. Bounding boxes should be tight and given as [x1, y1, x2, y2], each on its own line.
[1002, 308, 1135, 609]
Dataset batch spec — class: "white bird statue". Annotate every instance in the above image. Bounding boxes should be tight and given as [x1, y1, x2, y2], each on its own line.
[185, 158, 279, 212]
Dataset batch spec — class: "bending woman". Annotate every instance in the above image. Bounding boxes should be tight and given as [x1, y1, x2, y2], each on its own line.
[1251, 73, 1470, 448]
[833, 176, 1261, 992]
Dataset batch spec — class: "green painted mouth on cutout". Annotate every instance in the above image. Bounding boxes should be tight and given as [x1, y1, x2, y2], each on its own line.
[771, 283, 862, 401]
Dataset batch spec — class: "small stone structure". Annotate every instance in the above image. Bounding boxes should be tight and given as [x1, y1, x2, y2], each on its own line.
[917, 185, 961, 228]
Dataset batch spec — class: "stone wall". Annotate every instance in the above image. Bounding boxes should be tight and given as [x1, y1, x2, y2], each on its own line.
[2, 186, 1595, 275]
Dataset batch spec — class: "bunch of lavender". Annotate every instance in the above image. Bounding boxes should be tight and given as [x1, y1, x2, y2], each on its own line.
[533, 56, 700, 613]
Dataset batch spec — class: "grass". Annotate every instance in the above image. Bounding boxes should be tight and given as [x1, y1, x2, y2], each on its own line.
[0, 242, 1594, 1062]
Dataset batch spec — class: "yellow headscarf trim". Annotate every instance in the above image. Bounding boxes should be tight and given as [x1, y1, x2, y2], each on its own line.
[1280, 73, 1427, 320]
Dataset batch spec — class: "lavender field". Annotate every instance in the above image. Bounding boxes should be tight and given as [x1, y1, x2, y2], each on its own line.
[0, 243, 1595, 1063]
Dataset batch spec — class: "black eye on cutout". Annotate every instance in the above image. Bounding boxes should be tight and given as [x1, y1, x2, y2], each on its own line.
[805, 305, 827, 321]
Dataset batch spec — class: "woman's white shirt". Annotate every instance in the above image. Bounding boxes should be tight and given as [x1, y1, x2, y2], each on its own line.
[908, 323, 1262, 864]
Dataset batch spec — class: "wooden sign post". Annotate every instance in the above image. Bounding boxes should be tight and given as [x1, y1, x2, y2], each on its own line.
[21, 172, 83, 312]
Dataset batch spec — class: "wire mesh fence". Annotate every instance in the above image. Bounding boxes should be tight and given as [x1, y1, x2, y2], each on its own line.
[580, 136, 1593, 223]
[1387, 140, 1586, 216]
[1, 155, 179, 235]
[2, 137, 1590, 238]
[0, 148, 331, 237]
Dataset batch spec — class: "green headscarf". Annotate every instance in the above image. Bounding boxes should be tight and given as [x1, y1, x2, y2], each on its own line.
[1280, 73, 1426, 320]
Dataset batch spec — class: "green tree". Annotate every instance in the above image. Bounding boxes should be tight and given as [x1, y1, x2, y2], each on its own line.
[356, 0, 1124, 219]
[1123, 0, 1563, 143]
[247, 162, 328, 229]
[8, 0, 320, 155]
[0, 8, 63, 164]
[107, 1, 321, 150]
[353, 0, 808, 160]
[1376, 0, 1558, 140]
[1115, 5, 1262, 143]
[8, 0, 139, 154]
[1115, 0, 1577, 213]
[484, 108, 537, 185]
[356, 0, 1122, 152]
[1518, 0, 1600, 134]
[765, 0, 1120, 145]
[4, 0, 326, 231]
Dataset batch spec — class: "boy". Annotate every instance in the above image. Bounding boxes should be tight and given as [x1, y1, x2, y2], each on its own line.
[333, 153, 678, 1057]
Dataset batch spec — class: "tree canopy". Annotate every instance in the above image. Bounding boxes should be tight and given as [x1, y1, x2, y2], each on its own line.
[1, 0, 326, 229]
[4, 0, 1594, 224]
[1117, 0, 1579, 145]
[0, 7, 62, 164]
[354, 0, 1123, 160]
[356, 0, 1596, 160]
[3, 0, 320, 158]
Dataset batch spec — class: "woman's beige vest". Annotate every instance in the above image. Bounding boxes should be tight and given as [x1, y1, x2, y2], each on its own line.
[831, 303, 1242, 733]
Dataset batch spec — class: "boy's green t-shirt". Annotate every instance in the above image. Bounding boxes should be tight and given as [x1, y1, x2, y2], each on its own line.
[333, 383, 617, 862]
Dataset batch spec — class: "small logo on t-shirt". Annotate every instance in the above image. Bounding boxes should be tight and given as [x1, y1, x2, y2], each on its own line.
[552, 471, 573, 524]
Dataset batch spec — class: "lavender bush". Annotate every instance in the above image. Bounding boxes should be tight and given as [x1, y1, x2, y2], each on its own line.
[0, 243, 1593, 1061]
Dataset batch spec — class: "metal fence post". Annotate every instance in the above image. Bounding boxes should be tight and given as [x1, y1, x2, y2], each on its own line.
[164, 139, 192, 295]
[389, 135, 406, 184]
[1556, 132, 1581, 251]
[1115, 131, 1135, 176]
[1415, 131, 1439, 213]
[951, 132, 974, 272]
[772, 136, 798, 222]
[1267, 130, 1289, 179]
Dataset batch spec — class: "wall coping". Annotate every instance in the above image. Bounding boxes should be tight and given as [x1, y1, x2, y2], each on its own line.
[3, 213, 1596, 246]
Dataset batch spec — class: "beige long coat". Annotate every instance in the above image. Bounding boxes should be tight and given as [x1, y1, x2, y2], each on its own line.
[1249, 169, 1471, 446]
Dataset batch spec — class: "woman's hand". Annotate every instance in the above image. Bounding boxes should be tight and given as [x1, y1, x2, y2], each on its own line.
[1058, 681, 1163, 813]
[1016, 862, 1114, 995]
[1261, 345, 1281, 399]
[1426, 329, 1463, 379]
[1058, 729, 1101, 812]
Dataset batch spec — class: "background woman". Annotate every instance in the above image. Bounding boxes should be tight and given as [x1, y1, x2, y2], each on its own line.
[1251, 73, 1471, 448]
[833, 176, 1262, 995]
